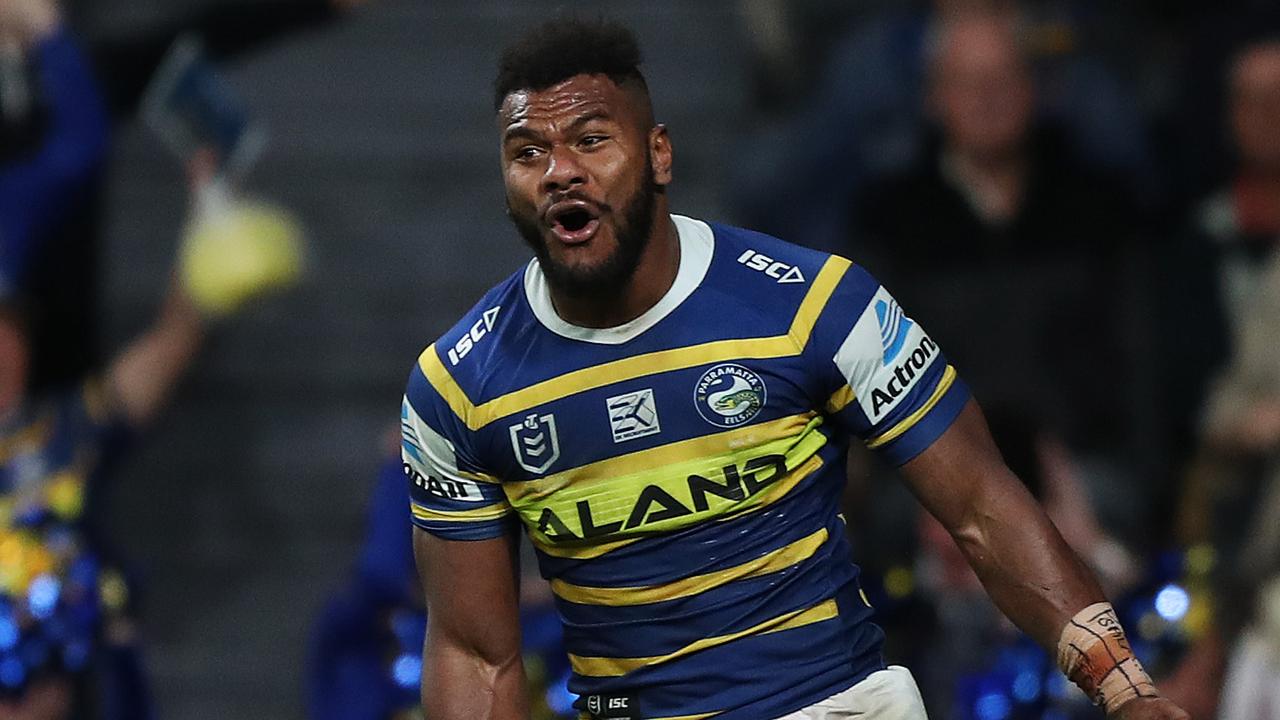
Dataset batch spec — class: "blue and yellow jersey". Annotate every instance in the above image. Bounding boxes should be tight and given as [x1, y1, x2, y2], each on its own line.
[401, 215, 970, 719]
[0, 380, 135, 696]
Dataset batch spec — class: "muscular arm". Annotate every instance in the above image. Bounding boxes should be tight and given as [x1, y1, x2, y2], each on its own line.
[105, 283, 205, 428]
[900, 400, 1186, 719]
[412, 527, 529, 720]
[899, 399, 1104, 650]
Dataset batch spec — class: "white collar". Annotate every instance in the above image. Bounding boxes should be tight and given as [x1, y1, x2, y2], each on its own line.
[523, 214, 714, 345]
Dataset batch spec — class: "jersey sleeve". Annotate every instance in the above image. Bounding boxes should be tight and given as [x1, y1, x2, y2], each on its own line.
[401, 346, 513, 541]
[810, 262, 971, 466]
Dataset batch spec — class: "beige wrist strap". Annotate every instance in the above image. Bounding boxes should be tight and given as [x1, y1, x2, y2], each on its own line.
[1056, 602, 1158, 713]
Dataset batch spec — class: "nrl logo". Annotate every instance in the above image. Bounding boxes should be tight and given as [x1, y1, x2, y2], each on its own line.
[509, 413, 560, 474]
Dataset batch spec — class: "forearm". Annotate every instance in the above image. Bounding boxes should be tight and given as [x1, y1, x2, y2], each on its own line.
[903, 402, 1174, 716]
[947, 468, 1106, 650]
[106, 284, 205, 428]
[423, 633, 529, 720]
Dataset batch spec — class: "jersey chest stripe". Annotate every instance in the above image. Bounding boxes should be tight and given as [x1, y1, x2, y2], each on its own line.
[865, 364, 957, 449]
[505, 413, 817, 505]
[528, 454, 825, 559]
[568, 598, 839, 677]
[419, 257, 851, 432]
[511, 421, 826, 547]
[550, 527, 828, 606]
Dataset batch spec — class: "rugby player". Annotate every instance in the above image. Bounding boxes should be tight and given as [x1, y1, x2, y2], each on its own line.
[401, 18, 1189, 720]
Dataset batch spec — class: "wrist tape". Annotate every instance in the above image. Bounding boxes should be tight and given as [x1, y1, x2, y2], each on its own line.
[1056, 602, 1158, 713]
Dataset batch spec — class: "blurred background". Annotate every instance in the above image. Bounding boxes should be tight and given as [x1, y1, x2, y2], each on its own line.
[4, 0, 1280, 718]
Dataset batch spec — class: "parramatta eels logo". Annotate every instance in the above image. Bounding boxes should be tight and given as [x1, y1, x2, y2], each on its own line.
[694, 364, 767, 427]
[509, 413, 560, 474]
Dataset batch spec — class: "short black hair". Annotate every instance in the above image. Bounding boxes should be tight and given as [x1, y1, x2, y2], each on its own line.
[493, 18, 648, 112]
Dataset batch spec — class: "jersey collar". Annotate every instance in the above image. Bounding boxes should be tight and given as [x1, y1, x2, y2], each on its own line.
[523, 214, 714, 345]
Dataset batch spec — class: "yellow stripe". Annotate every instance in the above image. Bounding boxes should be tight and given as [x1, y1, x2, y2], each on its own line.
[787, 256, 850, 346]
[865, 364, 958, 449]
[410, 501, 512, 523]
[506, 413, 817, 505]
[417, 345, 478, 429]
[458, 469, 501, 484]
[552, 528, 829, 606]
[569, 599, 839, 677]
[420, 257, 851, 431]
[529, 453, 825, 560]
[824, 384, 855, 414]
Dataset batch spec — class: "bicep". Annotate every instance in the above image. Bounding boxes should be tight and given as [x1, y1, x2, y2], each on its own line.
[413, 527, 522, 664]
[897, 399, 1037, 531]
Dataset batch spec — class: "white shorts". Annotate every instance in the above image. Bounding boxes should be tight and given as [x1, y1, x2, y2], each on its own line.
[772, 666, 928, 720]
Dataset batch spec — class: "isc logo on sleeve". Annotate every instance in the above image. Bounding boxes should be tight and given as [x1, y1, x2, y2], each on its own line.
[446, 306, 501, 366]
[736, 249, 806, 284]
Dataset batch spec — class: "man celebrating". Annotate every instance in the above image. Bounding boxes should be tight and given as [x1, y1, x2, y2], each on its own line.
[400, 18, 1187, 720]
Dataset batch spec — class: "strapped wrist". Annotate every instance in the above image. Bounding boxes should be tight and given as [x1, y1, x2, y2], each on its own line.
[1056, 602, 1159, 713]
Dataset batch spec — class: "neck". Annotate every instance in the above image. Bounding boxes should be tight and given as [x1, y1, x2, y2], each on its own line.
[550, 204, 680, 329]
[1242, 162, 1280, 188]
[0, 394, 23, 429]
[945, 143, 1028, 224]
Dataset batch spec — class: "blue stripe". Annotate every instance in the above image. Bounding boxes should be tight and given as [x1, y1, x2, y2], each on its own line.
[559, 542, 858, 658]
[567, 603, 883, 720]
[877, 377, 971, 466]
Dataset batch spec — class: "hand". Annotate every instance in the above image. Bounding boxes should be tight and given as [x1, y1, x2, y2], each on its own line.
[1110, 697, 1190, 720]
[1239, 399, 1280, 451]
[0, 0, 60, 47]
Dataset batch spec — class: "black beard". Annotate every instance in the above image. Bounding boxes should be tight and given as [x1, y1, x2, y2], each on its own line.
[509, 164, 657, 300]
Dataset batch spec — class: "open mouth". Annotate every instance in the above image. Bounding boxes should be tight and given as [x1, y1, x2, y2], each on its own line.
[547, 202, 602, 245]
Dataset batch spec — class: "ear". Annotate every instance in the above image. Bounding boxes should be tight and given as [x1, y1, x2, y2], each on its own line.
[649, 124, 673, 187]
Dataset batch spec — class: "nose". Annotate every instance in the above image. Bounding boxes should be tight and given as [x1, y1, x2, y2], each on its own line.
[541, 145, 586, 193]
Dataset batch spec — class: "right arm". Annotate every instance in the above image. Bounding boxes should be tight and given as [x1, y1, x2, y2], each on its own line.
[401, 348, 530, 718]
[413, 528, 528, 719]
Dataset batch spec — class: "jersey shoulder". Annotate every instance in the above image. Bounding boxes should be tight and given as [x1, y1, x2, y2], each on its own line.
[699, 221, 880, 328]
[704, 222, 834, 288]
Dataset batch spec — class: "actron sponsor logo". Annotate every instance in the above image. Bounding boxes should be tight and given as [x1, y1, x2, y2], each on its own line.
[869, 335, 938, 416]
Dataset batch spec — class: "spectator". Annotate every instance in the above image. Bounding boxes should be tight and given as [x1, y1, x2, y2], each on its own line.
[849, 10, 1148, 491]
[1, 0, 366, 394]
[730, 0, 1151, 252]
[1163, 38, 1280, 720]
[0, 166, 299, 718]
[0, 0, 108, 391]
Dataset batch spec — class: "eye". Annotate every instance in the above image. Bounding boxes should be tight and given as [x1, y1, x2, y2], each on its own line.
[579, 135, 609, 148]
[513, 146, 542, 161]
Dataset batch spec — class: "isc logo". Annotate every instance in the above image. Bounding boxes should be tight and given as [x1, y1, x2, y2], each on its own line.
[736, 249, 805, 284]
[446, 306, 501, 366]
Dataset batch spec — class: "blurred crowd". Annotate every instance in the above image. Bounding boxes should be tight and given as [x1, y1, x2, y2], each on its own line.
[3, 0, 1280, 718]
[731, 2, 1280, 719]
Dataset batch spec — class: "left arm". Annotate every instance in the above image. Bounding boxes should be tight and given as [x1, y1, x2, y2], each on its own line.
[104, 281, 205, 429]
[900, 399, 1187, 720]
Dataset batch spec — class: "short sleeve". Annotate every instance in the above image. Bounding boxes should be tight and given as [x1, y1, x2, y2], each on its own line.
[811, 263, 970, 466]
[401, 348, 513, 541]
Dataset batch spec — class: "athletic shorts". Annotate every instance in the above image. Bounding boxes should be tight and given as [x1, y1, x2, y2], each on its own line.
[773, 666, 928, 720]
